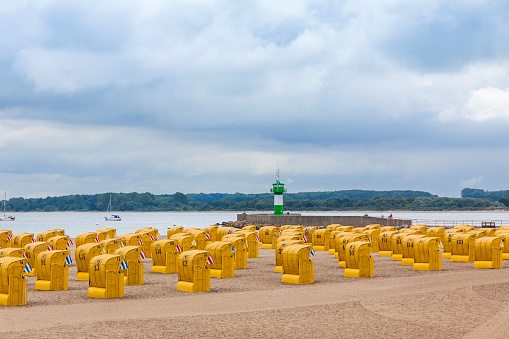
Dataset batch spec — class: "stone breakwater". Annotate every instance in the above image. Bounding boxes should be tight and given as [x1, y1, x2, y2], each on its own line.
[235, 214, 412, 228]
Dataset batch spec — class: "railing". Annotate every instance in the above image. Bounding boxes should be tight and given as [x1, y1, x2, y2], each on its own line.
[411, 219, 509, 228]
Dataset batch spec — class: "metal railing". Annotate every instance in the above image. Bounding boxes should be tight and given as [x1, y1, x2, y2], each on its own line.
[411, 219, 509, 228]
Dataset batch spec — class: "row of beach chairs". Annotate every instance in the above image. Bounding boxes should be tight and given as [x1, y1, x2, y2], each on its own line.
[2, 223, 506, 305]
[0, 225, 261, 305]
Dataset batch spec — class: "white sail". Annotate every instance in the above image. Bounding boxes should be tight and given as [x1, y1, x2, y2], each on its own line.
[105, 194, 121, 221]
[0, 191, 15, 221]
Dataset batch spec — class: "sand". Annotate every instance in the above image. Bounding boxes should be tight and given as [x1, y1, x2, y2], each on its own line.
[1, 243, 509, 338]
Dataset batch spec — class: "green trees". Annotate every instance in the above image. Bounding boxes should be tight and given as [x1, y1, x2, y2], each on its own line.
[461, 188, 509, 200]
[2, 190, 507, 212]
[173, 192, 188, 204]
[498, 198, 509, 207]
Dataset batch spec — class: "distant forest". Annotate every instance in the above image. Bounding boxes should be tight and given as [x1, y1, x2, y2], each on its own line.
[2, 189, 507, 212]
[461, 188, 509, 206]
[187, 190, 437, 202]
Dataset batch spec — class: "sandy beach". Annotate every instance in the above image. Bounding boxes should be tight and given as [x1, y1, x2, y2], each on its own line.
[1, 243, 508, 339]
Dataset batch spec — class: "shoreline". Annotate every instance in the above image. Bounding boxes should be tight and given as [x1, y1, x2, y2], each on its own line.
[4, 209, 509, 213]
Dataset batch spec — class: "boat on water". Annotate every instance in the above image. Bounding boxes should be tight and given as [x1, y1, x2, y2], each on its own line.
[0, 191, 15, 221]
[105, 195, 121, 221]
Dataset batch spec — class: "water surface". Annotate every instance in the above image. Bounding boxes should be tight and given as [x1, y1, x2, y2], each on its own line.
[2, 211, 509, 237]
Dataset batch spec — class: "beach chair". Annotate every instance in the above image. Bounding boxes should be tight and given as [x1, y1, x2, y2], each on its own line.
[35, 250, 70, 290]
[216, 227, 239, 240]
[337, 235, 362, 266]
[221, 235, 248, 269]
[177, 250, 210, 293]
[48, 235, 71, 253]
[281, 244, 314, 284]
[450, 233, 475, 263]
[204, 241, 234, 279]
[170, 233, 194, 252]
[23, 241, 50, 277]
[235, 230, 258, 258]
[75, 232, 98, 248]
[362, 229, 380, 253]
[36, 229, 63, 242]
[494, 231, 509, 260]
[87, 254, 124, 299]
[474, 237, 502, 269]
[364, 224, 381, 230]
[443, 229, 462, 259]
[10, 233, 34, 249]
[0, 230, 13, 249]
[183, 228, 207, 250]
[303, 226, 319, 244]
[242, 225, 257, 232]
[204, 225, 218, 243]
[426, 227, 445, 245]
[380, 226, 397, 232]
[378, 231, 398, 257]
[97, 228, 117, 239]
[167, 226, 184, 238]
[344, 241, 374, 278]
[0, 257, 27, 306]
[114, 246, 144, 285]
[401, 234, 425, 266]
[75, 243, 104, 281]
[312, 229, 331, 251]
[134, 230, 154, 258]
[258, 226, 279, 249]
[0, 248, 25, 258]
[151, 239, 178, 274]
[275, 240, 302, 273]
[409, 225, 427, 235]
[101, 238, 122, 254]
[119, 233, 141, 247]
[136, 227, 158, 239]
[413, 237, 442, 271]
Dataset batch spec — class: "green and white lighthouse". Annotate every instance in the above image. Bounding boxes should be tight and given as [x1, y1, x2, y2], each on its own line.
[270, 169, 286, 215]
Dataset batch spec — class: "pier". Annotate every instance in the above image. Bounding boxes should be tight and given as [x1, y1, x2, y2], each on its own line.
[237, 213, 412, 227]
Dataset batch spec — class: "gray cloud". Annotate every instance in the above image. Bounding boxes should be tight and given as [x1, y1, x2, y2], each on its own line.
[1, 1, 509, 198]
[381, 2, 509, 71]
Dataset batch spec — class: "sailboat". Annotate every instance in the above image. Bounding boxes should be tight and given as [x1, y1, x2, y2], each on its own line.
[0, 191, 15, 221]
[104, 195, 121, 221]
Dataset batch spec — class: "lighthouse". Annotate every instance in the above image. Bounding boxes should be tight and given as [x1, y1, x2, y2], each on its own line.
[270, 169, 286, 215]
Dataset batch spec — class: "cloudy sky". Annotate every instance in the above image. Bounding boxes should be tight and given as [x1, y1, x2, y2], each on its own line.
[1, 1, 509, 198]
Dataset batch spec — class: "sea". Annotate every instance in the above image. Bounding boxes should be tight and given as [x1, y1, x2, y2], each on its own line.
[2, 210, 509, 237]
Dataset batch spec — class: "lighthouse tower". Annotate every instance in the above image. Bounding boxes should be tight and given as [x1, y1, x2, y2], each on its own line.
[270, 169, 286, 215]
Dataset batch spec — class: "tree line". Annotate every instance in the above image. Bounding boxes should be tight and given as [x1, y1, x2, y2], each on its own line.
[461, 188, 509, 206]
[2, 191, 506, 212]
[187, 189, 436, 202]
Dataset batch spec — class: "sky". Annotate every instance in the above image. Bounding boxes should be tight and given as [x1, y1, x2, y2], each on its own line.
[1, 0, 509, 198]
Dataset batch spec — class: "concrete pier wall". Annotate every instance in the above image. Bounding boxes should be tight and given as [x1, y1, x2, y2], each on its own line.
[237, 214, 412, 227]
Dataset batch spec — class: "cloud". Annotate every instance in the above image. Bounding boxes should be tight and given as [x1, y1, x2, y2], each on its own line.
[461, 176, 484, 188]
[2, 1, 509, 197]
[380, 2, 509, 72]
[439, 87, 509, 122]
[13, 48, 152, 93]
[6, 1, 509, 131]
[2, 118, 509, 198]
